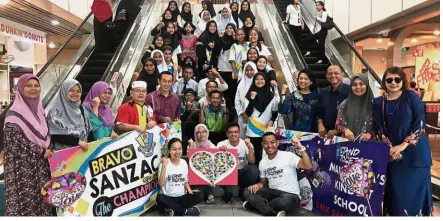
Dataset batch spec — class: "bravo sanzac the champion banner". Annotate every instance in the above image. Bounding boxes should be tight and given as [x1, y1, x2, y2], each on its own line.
[47, 122, 181, 216]
[275, 129, 390, 216]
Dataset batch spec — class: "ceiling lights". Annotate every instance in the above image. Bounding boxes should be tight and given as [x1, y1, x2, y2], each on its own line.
[376, 38, 383, 43]
[51, 20, 60, 26]
[48, 42, 56, 49]
[411, 38, 418, 43]
[434, 30, 440, 35]
[0, 0, 9, 5]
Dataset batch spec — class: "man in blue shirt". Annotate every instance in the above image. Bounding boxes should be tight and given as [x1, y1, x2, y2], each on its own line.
[318, 65, 349, 139]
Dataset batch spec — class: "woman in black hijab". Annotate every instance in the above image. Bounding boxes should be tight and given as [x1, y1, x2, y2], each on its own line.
[164, 0, 180, 22]
[151, 9, 174, 36]
[239, 0, 255, 24]
[142, 35, 165, 60]
[114, 0, 141, 39]
[126, 57, 159, 96]
[230, 2, 240, 26]
[178, 2, 193, 27]
[200, 0, 216, 18]
[196, 20, 222, 80]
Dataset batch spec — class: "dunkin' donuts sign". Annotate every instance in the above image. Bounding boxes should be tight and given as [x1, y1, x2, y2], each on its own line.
[0, 18, 45, 44]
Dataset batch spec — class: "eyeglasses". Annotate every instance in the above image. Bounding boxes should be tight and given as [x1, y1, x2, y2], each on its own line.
[196, 131, 207, 135]
[352, 82, 365, 87]
[385, 77, 402, 84]
[133, 89, 147, 94]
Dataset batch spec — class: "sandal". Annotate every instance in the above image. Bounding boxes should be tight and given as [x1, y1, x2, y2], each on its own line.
[205, 195, 215, 204]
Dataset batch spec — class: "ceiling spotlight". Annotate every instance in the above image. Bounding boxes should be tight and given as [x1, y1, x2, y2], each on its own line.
[411, 38, 418, 43]
[434, 30, 440, 35]
[387, 41, 394, 46]
[376, 38, 383, 43]
[51, 20, 60, 26]
[0, 0, 9, 5]
[48, 42, 56, 49]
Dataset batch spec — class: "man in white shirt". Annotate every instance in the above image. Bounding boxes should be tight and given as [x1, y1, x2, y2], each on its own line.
[173, 64, 198, 97]
[243, 132, 312, 216]
[217, 123, 259, 203]
[197, 67, 228, 99]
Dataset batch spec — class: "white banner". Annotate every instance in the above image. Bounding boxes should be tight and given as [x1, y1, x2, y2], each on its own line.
[0, 17, 46, 44]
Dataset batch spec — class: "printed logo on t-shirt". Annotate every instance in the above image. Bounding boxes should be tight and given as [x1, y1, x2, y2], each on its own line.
[265, 166, 284, 179]
[168, 173, 186, 187]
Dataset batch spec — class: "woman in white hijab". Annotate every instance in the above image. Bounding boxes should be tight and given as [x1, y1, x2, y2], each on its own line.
[216, 5, 241, 36]
[195, 10, 211, 37]
[150, 49, 168, 73]
[234, 62, 258, 138]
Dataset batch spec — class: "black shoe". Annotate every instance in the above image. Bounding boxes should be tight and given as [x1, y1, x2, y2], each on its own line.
[185, 206, 200, 216]
[222, 194, 233, 203]
[164, 208, 174, 216]
[242, 201, 255, 211]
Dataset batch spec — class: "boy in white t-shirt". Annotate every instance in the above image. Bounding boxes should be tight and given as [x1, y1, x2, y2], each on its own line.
[216, 123, 259, 203]
[157, 138, 204, 216]
[243, 132, 312, 216]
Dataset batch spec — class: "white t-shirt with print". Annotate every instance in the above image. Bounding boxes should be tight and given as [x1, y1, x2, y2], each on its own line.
[158, 159, 189, 197]
[259, 151, 301, 196]
[216, 139, 254, 169]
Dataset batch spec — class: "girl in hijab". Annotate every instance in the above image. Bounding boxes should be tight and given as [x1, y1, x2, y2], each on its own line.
[218, 23, 237, 113]
[3, 74, 52, 216]
[189, 124, 216, 204]
[196, 21, 222, 79]
[200, 0, 216, 18]
[47, 79, 92, 151]
[279, 69, 321, 132]
[244, 47, 259, 65]
[177, 2, 193, 27]
[91, 0, 115, 53]
[162, 22, 182, 51]
[239, 0, 256, 24]
[114, 0, 141, 39]
[230, 2, 240, 27]
[180, 22, 198, 61]
[256, 55, 277, 87]
[247, 29, 273, 62]
[229, 28, 248, 79]
[336, 74, 374, 141]
[245, 72, 279, 165]
[164, 0, 180, 22]
[216, 6, 240, 36]
[151, 49, 169, 73]
[151, 9, 174, 36]
[235, 62, 258, 138]
[195, 10, 211, 37]
[83, 82, 118, 141]
[142, 35, 165, 61]
[242, 17, 254, 42]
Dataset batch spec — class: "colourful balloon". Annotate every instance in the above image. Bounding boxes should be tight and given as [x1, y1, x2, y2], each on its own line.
[41, 172, 86, 209]
[339, 158, 374, 199]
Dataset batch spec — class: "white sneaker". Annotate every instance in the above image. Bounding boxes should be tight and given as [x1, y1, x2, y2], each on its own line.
[316, 60, 323, 64]
[304, 51, 311, 57]
[277, 211, 286, 216]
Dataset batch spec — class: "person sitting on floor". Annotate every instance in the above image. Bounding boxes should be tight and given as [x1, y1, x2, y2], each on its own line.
[243, 132, 312, 216]
[157, 138, 204, 216]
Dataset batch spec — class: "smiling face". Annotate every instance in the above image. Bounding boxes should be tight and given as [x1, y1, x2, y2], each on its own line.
[131, 87, 147, 103]
[202, 2, 207, 10]
[222, 8, 230, 18]
[209, 91, 221, 107]
[384, 73, 403, 94]
[99, 88, 112, 104]
[203, 11, 211, 21]
[245, 18, 253, 27]
[263, 134, 279, 156]
[209, 22, 217, 33]
[23, 78, 41, 99]
[257, 57, 267, 70]
[249, 30, 258, 43]
[241, 1, 249, 11]
[68, 85, 81, 102]
[155, 36, 164, 47]
[351, 77, 367, 96]
[183, 3, 191, 13]
[164, 11, 172, 20]
[159, 73, 173, 93]
[206, 82, 218, 93]
[247, 49, 258, 61]
[254, 74, 265, 88]
[163, 50, 172, 62]
[169, 141, 183, 160]
[326, 65, 343, 85]
[153, 52, 163, 65]
[297, 72, 312, 91]
[196, 126, 208, 142]
[144, 60, 156, 73]
[225, 25, 234, 36]
[227, 126, 240, 143]
[169, 2, 177, 11]
[236, 29, 245, 42]
[231, 3, 238, 11]
[244, 65, 255, 78]
[166, 23, 175, 34]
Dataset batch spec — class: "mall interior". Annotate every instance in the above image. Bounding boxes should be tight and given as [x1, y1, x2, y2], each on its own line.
[0, 0, 440, 217]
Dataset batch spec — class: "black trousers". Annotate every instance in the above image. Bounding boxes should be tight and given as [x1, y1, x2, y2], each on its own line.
[220, 71, 238, 120]
[307, 28, 328, 61]
[287, 24, 302, 42]
[249, 137, 263, 166]
[244, 188, 301, 216]
[222, 165, 259, 201]
[156, 192, 204, 215]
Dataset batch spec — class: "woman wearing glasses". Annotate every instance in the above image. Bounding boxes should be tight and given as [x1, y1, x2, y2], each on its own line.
[335, 74, 374, 141]
[372, 67, 433, 216]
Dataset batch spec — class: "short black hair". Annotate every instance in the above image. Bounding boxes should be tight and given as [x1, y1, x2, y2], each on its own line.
[167, 138, 182, 150]
[183, 88, 197, 96]
[159, 71, 173, 80]
[163, 46, 173, 53]
[382, 66, 408, 91]
[206, 80, 218, 88]
[181, 22, 196, 34]
[226, 122, 240, 131]
[297, 68, 318, 91]
[208, 89, 222, 98]
[263, 132, 276, 139]
[182, 64, 194, 72]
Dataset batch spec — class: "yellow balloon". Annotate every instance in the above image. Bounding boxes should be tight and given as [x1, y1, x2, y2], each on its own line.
[41, 189, 47, 195]
[52, 182, 61, 189]
[368, 172, 374, 178]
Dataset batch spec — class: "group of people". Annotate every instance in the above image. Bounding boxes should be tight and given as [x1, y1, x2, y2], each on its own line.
[0, 0, 433, 218]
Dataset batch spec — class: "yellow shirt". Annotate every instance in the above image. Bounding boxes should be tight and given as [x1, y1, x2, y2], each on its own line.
[136, 104, 147, 127]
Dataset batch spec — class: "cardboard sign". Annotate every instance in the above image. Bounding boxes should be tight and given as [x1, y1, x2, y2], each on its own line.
[49, 122, 181, 217]
[188, 148, 238, 185]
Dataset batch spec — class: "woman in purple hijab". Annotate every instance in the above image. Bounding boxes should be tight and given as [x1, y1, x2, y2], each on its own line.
[83, 81, 117, 140]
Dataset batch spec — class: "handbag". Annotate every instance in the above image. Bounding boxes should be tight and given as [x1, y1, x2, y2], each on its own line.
[320, 15, 334, 30]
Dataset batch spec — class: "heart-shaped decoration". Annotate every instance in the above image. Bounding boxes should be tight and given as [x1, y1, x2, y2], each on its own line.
[339, 160, 364, 194]
[190, 151, 237, 184]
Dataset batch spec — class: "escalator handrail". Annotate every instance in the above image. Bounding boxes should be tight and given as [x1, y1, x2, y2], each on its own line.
[37, 12, 93, 78]
[305, 0, 382, 85]
[273, 2, 308, 70]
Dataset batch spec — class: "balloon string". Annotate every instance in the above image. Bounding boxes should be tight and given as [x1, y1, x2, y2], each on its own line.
[366, 198, 374, 216]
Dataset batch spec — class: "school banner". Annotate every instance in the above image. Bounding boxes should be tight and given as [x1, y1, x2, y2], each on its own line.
[48, 122, 181, 217]
[188, 148, 238, 185]
[275, 129, 390, 216]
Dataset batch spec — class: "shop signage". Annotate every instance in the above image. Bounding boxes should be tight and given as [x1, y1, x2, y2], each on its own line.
[412, 49, 423, 57]
[0, 17, 45, 44]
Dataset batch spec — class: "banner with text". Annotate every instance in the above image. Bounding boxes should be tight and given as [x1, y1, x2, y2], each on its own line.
[49, 122, 181, 216]
[275, 129, 389, 216]
[0, 17, 46, 44]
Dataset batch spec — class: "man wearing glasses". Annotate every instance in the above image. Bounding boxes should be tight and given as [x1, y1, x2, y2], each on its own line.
[317, 65, 349, 139]
[115, 81, 157, 134]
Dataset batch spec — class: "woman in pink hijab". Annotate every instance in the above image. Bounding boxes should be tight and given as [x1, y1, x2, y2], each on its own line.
[3, 74, 53, 216]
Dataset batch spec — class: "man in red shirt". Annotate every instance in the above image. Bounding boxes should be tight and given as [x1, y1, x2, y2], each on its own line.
[115, 81, 157, 134]
[146, 71, 181, 124]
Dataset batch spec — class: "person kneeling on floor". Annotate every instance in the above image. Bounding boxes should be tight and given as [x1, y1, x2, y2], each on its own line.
[157, 138, 204, 216]
[243, 132, 312, 216]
